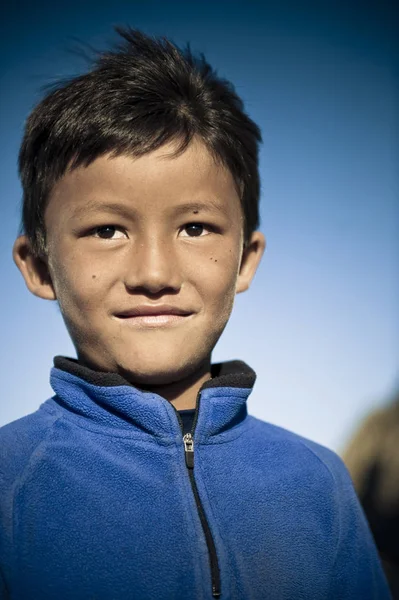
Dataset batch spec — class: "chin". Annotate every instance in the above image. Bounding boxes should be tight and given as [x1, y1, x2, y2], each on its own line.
[114, 352, 204, 387]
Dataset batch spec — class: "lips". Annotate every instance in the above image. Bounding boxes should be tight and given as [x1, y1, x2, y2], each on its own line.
[115, 305, 193, 318]
[113, 305, 194, 328]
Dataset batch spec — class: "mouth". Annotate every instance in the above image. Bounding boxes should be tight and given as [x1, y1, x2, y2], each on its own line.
[113, 305, 194, 328]
[115, 313, 192, 328]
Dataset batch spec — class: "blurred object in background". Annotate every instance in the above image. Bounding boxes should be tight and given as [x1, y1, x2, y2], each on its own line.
[342, 390, 399, 598]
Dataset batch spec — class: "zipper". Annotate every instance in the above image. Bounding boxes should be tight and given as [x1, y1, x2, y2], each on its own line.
[175, 394, 221, 598]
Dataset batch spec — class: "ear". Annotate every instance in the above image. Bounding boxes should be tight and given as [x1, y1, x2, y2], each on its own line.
[12, 235, 57, 300]
[236, 231, 266, 294]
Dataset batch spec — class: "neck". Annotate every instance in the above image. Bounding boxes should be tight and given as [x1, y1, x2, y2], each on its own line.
[138, 360, 212, 411]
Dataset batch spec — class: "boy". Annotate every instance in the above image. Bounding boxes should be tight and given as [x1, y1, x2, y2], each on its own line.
[0, 27, 390, 599]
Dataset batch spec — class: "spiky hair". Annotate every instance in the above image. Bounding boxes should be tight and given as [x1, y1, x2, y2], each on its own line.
[18, 27, 262, 257]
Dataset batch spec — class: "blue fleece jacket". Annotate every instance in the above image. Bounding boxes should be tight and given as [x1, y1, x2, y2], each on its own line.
[0, 357, 391, 599]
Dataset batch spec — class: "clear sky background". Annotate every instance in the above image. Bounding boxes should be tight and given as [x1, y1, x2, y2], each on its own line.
[1, 0, 397, 452]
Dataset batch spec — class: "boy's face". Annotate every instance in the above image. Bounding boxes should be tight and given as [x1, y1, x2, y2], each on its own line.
[14, 140, 264, 385]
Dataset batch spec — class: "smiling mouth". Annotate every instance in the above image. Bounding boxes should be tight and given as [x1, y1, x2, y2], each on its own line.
[114, 313, 193, 328]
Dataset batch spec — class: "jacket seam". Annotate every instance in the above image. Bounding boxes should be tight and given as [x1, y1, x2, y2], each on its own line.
[294, 439, 341, 589]
[11, 414, 64, 555]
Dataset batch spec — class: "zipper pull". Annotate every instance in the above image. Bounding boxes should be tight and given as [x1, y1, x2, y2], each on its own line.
[183, 433, 194, 469]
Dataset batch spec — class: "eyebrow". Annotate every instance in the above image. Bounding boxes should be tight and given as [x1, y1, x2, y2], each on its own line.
[70, 199, 227, 219]
[170, 201, 226, 217]
[70, 201, 136, 220]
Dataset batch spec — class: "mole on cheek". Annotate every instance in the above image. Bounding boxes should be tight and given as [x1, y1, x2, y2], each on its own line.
[92, 275, 96, 279]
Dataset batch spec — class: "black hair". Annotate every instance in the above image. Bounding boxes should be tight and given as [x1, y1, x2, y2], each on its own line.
[18, 27, 262, 258]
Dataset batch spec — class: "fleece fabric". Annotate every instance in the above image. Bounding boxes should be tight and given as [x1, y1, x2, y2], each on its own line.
[0, 357, 391, 600]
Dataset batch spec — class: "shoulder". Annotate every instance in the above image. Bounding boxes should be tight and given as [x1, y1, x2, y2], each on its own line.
[248, 415, 352, 489]
[247, 418, 383, 564]
[0, 401, 62, 489]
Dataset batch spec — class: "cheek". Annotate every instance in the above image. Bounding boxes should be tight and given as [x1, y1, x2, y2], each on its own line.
[193, 249, 241, 316]
[51, 253, 110, 313]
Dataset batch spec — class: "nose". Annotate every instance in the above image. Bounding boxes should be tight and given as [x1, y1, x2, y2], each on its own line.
[124, 234, 182, 295]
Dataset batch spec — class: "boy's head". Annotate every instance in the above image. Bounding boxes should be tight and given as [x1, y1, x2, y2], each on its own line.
[13, 28, 265, 385]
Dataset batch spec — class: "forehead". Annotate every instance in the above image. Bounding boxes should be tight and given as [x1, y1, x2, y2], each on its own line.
[45, 139, 241, 223]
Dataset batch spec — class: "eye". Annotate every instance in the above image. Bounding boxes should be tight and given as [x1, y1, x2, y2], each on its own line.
[180, 223, 211, 238]
[92, 225, 127, 240]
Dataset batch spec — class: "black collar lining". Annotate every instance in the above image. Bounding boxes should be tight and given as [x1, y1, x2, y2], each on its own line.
[53, 356, 256, 391]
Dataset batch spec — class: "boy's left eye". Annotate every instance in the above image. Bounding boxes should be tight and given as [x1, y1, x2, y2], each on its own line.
[180, 223, 211, 237]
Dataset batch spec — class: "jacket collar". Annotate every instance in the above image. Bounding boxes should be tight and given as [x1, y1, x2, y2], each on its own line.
[50, 356, 256, 441]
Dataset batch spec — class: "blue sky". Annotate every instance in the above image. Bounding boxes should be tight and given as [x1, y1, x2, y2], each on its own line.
[1, 0, 397, 451]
